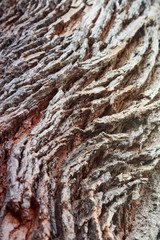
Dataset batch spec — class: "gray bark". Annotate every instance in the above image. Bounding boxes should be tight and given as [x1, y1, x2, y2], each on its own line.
[0, 0, 160, 239]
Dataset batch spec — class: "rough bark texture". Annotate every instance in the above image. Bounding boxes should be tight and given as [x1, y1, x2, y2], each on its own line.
[0, 0, 160, 239]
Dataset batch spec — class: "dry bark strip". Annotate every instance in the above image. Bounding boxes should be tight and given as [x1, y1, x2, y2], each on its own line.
[0, 0, 160, 239]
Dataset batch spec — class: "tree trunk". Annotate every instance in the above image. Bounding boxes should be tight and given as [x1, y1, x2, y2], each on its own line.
[0, 0, 160, 239]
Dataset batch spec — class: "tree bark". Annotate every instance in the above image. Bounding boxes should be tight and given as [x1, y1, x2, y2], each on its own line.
[0, 0, 160, 239]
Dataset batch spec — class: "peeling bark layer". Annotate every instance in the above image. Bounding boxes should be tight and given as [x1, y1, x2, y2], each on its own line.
[0, 0, 160, 239]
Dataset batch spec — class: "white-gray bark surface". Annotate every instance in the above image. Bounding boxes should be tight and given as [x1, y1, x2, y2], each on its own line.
[0, 0, 160, 239]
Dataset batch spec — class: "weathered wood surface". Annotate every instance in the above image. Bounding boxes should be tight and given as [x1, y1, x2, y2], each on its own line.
[0, 0, 160, 239]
